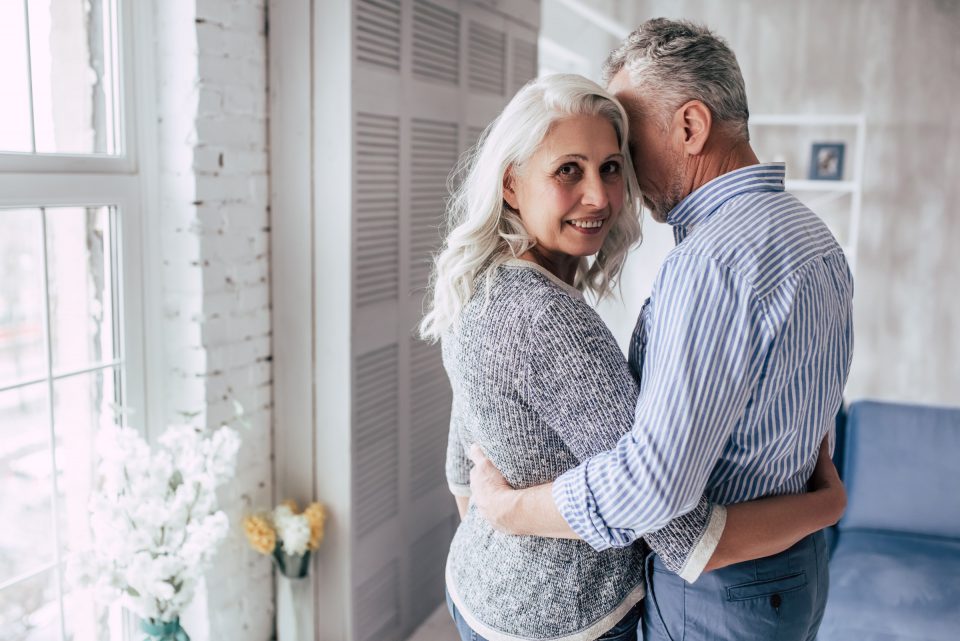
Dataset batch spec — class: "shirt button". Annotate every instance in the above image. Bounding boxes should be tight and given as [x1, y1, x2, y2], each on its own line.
[771, 594, 782, 609]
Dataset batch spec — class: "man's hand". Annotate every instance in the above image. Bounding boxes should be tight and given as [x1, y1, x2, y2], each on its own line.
[468, 444, 520, 533]
[469, 444, 581, 540]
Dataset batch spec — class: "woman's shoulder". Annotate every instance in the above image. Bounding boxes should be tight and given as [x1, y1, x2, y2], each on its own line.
[495, 260, 586, 310]
[511, 265, 605, 318]
[449, 260, 608, 344]
[458, 261, 569, 318]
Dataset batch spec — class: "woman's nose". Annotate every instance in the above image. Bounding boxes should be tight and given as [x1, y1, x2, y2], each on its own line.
[581, 171, 609, 210]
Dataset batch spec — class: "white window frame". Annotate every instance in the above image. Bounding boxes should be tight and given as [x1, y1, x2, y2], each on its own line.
[0, 0, 161, 638]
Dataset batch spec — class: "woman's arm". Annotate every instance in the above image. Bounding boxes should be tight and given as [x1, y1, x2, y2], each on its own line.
[446, 381, 473, 516]
[704, 436, 846, 572]
[455, 495, 470, 520]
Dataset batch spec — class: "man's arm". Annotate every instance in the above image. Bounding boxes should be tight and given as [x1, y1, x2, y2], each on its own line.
[469, 444, 576, 538]
[553, 256, 766, 549]
[470, 436, 848, 576]
[472, 255, 766, 549]
[490, 288, 736, 583]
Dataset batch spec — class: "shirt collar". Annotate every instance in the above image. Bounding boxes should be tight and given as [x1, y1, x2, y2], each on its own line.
[666, 163, 786, 244]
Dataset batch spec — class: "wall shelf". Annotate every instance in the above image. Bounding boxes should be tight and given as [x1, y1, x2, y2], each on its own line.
[750, 113, 866, 276]
[751, 114, 865, 127]
[786, 179, 858, 192]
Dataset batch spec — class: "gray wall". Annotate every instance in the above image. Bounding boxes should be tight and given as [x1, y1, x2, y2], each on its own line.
[588, 0, 960, 406]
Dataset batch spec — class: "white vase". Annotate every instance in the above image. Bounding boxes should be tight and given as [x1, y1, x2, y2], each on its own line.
[276, 573, 313, 641]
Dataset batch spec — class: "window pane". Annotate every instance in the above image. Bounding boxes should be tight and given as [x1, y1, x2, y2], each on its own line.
[0, 0, 121, 155]
[62, 583, 121, 641]
[0, 567, 61, 641]
[53, 369, 119, 552]
[47, 207, 117, 374]
[0, 2, 34, 152]
[0, 384, 56, 585]
[0, 209, 45, 389]
[55, 369, 122, 641]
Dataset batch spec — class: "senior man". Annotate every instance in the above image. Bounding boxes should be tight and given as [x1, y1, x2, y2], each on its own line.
[468, 18, 853, 641]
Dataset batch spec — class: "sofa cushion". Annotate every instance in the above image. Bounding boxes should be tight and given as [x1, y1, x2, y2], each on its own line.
[818, 530, 960, 641]
[840, 400, 960, 538]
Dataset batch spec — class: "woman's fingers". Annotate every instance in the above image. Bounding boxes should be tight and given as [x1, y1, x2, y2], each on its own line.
[809, 434, 846, 523]
[810, 435, 838, 489]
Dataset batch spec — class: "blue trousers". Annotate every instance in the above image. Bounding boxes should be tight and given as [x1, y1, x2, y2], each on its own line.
[643, 530, 829, 641]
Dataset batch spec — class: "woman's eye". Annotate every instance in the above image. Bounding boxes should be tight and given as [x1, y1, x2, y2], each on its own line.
[555, 164, 582, 180]
[601, 161, 622, 175]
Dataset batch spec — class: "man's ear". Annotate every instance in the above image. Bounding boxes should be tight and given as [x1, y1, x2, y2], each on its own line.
[502, 168, 520, 211]
[673, 100, 712, 156]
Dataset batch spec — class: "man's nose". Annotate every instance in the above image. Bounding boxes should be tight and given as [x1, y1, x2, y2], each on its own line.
[581, 171, 609, 210]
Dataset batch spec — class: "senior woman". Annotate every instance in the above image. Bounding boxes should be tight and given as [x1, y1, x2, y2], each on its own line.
[419, 74, 844, 641]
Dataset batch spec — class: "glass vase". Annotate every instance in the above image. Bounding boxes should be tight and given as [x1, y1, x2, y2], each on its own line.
[140, 617, 189, 641]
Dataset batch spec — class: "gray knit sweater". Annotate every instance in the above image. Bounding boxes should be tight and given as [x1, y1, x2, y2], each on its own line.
[442, 260, 726, 641]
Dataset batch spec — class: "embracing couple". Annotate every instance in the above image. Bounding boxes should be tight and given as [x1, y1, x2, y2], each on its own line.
[419, 18, 853, 641]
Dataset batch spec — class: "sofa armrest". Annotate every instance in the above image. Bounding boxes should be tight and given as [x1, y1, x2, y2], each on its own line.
[840, 400, 960, 538]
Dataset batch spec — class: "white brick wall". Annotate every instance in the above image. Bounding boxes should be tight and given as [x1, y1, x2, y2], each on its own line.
[153, 0, 274, 638]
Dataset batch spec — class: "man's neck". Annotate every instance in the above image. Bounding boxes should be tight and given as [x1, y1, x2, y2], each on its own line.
[684, 139, 760, 197]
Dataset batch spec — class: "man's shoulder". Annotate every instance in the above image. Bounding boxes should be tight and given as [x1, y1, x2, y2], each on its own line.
[667, 191, 843, 296]
[655, 247, 754, 292]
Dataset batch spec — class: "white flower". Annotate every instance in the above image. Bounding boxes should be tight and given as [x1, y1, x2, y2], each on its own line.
[273, 505, 294, 521]
[75, 424, 240, 622]
[273, 506, 311, 556]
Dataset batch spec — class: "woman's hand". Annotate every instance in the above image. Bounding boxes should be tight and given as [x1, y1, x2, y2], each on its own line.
[704, 434, 848, 573]
[808, 435, 846, 526]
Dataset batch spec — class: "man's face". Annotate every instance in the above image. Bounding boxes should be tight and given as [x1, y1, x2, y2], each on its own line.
[607, 68, 687, 223]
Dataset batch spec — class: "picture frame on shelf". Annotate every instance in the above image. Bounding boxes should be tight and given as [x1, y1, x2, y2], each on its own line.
[809, 142, 845, 180]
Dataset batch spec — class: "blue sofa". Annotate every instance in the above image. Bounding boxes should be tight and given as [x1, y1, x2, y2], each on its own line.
[818, 400, 960, 640]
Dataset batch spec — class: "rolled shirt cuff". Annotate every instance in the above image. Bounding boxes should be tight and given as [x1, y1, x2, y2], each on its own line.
[553, 464, 637, 552]
[677, 503, 727, 583]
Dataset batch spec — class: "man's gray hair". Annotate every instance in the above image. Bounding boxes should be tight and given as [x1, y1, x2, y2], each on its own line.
[603, 18, 750, 140]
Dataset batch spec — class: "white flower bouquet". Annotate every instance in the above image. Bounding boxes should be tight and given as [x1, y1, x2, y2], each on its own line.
[76, 424, 240, 640]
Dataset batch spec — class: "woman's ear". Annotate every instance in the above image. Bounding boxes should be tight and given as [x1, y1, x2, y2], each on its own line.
[502, 168, 520, 211]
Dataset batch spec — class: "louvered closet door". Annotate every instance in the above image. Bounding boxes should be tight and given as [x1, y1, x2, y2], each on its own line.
[460, 2, 539, 159]
[511, 35, 538, 94]
[349, 1, 538, 639]
[408, 118, 459, 294]
[355, 112, 401, 308]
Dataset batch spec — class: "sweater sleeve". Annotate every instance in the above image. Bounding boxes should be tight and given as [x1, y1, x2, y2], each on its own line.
[527, 293, 723, 582]
[446, 394, 472, 497]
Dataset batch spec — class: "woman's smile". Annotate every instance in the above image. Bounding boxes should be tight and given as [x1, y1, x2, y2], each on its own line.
[565, 217, 608, 233]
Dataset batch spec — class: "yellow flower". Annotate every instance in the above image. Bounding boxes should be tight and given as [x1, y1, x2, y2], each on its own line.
[304, 502, 327, 550]
[280, 499, 299, 513]
[243, 514, 276, 555]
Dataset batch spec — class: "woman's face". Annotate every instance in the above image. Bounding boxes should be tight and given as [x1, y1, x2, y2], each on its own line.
[503, 114, 625, 265]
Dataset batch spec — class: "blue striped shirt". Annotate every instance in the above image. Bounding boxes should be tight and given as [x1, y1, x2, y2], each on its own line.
[553, 163, 854, 551]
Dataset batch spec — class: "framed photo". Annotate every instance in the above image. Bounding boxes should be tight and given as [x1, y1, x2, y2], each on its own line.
[809, 142, 845, 180]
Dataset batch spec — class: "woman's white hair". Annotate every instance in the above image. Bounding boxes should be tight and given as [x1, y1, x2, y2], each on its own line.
[419, 73, 642, 341]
